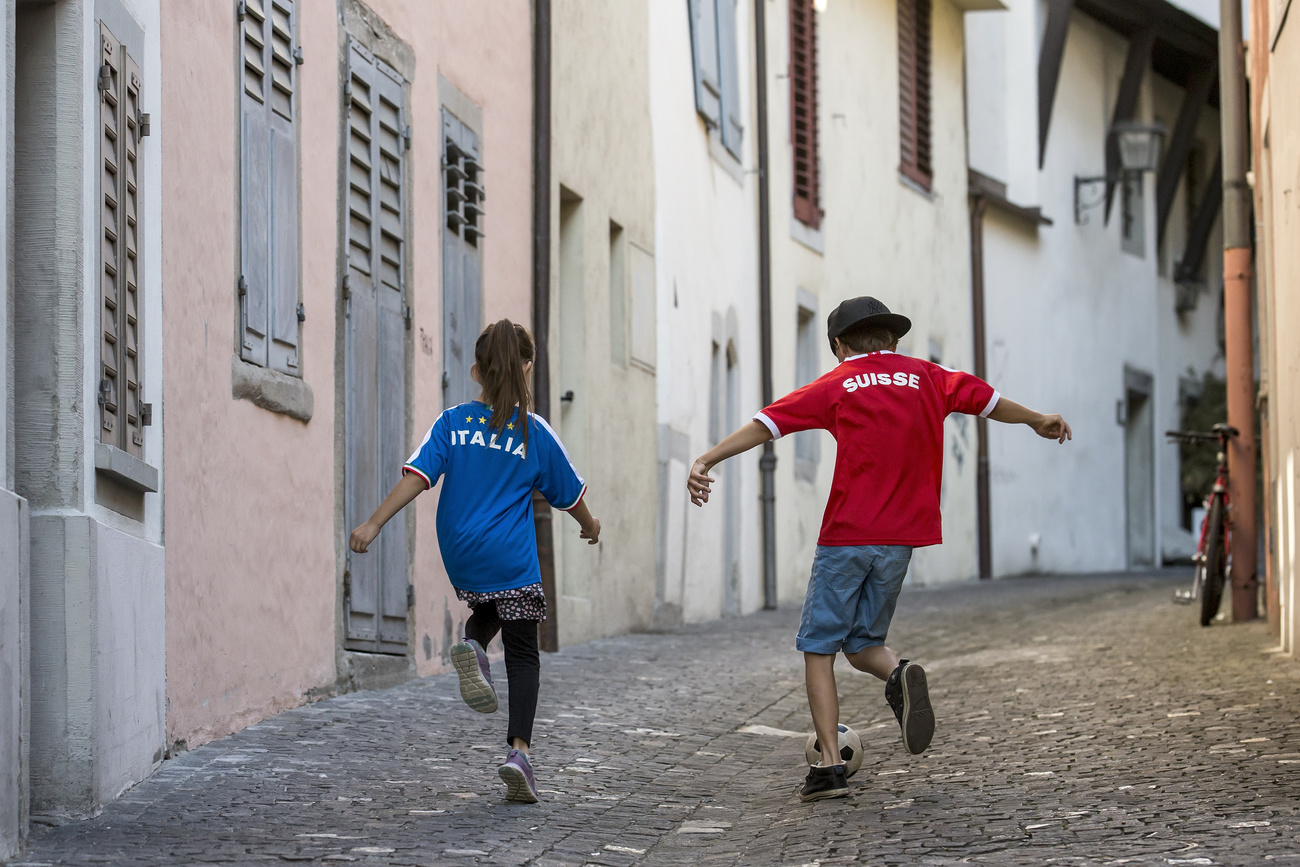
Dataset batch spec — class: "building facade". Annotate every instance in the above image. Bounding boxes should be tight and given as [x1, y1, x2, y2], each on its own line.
[965, 0, 1225, 577]
[1251, 0, 1300, 653]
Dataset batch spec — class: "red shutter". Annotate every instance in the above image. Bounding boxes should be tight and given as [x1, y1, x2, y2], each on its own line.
[789, 0, 820, 229]
[898, 0, 932, 190]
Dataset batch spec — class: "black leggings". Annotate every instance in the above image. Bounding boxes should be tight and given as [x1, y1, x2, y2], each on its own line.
[464, 602, 541, 748]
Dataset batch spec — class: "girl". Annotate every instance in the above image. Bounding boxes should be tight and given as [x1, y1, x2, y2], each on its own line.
[349, 319, 600, 803]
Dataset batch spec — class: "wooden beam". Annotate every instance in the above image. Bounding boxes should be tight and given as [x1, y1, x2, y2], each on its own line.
[1156, 63, 1216, 249]
[1103, 24, 1156, 223]
[1174, 152, 1222, 284]
[1037, 0, 1074, 168]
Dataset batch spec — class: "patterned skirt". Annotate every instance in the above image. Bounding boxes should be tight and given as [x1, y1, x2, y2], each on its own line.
[455, 582, 547, 622]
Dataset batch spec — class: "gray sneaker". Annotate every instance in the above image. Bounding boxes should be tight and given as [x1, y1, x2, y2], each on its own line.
[450, 639, 498, 713]
[498, 749, 539, 803]
[885, 659, 934, 755]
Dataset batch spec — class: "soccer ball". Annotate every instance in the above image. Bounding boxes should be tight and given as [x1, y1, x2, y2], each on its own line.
[805, 724, 864, 777]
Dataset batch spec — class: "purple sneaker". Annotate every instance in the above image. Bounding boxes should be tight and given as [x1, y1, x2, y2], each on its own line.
[450, 639, 498, 713]
[498, 749, 539, 803]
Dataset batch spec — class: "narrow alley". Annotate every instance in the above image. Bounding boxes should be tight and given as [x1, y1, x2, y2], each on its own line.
[20, 571, 1300, 866]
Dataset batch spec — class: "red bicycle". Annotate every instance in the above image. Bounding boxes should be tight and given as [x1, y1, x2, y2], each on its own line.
[1166, 423, 1237, 626]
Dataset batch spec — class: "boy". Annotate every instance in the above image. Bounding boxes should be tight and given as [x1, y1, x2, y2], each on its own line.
[687, 296, 1071, 802]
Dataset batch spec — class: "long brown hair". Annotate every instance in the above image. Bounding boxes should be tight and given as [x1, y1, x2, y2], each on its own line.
[474, 319, 535, 447]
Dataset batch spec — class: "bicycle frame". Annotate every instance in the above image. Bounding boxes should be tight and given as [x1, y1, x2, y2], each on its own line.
[1167, 425, 1237, 610]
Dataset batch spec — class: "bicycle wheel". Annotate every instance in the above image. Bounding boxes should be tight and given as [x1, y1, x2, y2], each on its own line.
[1199, 496, 1227, 626]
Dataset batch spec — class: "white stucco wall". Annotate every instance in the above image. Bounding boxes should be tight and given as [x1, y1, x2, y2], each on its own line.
[0, 490, 28, 860]
[768, 0, 978, 595]
[650, 0, 763, 624]
[966, 5, 1224, 575]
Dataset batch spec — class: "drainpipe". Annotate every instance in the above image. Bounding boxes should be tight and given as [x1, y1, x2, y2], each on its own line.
[1218, 0, 1257, 620]
[969, 194, 992, 580]
[755, 0, 777, 610]
[531, 0, 559, 651]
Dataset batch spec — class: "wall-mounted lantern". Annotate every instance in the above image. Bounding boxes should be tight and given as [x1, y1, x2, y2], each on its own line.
[1074, 121, 1167, 224]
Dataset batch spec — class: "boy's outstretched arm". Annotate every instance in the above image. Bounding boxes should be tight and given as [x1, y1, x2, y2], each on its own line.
[349, 472, 426, 553]
[688, 420, 773, 506]
[987, 397, 1072, 444]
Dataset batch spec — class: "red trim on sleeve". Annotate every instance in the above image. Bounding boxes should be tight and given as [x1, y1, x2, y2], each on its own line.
[402, 464, 432, 490]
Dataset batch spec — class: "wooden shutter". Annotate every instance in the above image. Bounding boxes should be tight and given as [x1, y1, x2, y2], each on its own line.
[789, 0, 820, 228]
[441, 109, 483, 409]
[98, 22, 145, 458]
[717, 0, 743, 159]
[344, 41, 409, 654]
[898, 0, 932, 190]
[688, 0, 722, 128]
[240, 0, 299, 373]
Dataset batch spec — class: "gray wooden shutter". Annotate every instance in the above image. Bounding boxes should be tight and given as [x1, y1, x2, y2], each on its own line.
[688, 0, 722, 128]
[441, 110, 483, 409]
[240, 0, 299, 373]
[344, 40, 409, 654]
[98, 22, 145, 458]
[716, 0, 743, 159]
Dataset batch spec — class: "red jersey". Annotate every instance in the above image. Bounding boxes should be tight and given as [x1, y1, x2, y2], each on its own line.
[754, 351, 998, 548]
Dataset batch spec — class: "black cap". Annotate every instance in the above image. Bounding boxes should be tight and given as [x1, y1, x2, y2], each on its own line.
[826, 296, 912, 351]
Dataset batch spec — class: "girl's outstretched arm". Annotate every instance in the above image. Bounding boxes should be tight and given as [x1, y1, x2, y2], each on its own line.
[688, 420, 773, 507]
[350, 472, 427, 553]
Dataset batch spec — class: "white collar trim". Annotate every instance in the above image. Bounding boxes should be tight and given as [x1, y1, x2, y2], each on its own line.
[844, 351, 894, 362]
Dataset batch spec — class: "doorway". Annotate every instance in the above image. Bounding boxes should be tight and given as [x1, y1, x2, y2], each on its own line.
[557, 188, 589, 601]
[722, 340, 740, 615]
[1124, 367, 1155, 568]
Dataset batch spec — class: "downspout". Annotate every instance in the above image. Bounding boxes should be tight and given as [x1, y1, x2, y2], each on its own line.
[531, 0, 559, 651]
[969, 194, 992, 580]
[755, 0, 777, 610]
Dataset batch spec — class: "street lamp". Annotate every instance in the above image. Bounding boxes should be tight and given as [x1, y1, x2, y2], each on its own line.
[1073, 121, 1167, 224]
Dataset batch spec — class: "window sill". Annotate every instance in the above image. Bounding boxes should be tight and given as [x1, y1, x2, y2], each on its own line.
[231, 355, 314, 422]
[790, 216, 824, 255]
[94, 442, 159, 493]
[707, 130, 744, 186]
[899, 172, 935, 201]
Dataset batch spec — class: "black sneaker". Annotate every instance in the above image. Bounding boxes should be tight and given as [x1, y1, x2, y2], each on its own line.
[798, 763, 850, 802]
[885, 659, 934, 755]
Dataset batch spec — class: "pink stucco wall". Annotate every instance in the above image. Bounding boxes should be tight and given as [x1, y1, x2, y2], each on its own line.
[161, 0, 532, 749]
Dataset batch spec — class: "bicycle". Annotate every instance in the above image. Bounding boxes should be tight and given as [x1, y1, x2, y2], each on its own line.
[1165, 423, 1238, 626]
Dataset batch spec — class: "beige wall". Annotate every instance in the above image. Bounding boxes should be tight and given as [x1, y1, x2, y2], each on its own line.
[549, 0, 658, 644]
[1257, 3, 1300, 654]
[161, 0, 533, 750]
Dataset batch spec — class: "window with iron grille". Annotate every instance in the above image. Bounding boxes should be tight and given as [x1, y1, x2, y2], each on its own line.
[898, 0, 933, 191]
[98, 21, 147, 457]
[789, 0, 820, 228]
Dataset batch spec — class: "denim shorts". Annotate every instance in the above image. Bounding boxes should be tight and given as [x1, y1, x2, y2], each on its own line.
[796, 544, 913, 655]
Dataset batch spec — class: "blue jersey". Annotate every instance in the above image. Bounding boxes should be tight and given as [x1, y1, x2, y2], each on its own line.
[402, 401, 586, 593]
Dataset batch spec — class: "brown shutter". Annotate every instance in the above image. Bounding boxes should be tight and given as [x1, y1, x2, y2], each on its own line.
[99, 23, 122, 445]
[98, 22, 144, 457]
[789, 0, 820, 229]
[898, 0, 932, 190]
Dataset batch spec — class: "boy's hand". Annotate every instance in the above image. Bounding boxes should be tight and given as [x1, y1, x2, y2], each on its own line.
[349, 521, 379, 554]
[1033, 413, 1073, 444]
[580, 518, 601, 546]
[688, 460, 714, 507]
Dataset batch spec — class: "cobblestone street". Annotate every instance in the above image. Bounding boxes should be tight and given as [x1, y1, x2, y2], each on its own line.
[17, 571, 1300, 866]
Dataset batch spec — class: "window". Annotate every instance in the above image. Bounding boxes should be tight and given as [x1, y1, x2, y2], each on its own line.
[898, 0, 932, 191]
[688, 0, 744, 160]
[441, 108, 485, 407]
[1121, 176, 1145, 257]
[239, 0, 301, 375]
[98, 21, 147, 458]
[790, 0, 821, 228]
[794, 299, 820, 481]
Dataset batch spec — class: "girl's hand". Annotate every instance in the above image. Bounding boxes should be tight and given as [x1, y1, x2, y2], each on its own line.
[580, 518, 601, 546]
[688, 460, 714, 507]
[350, 521, 379, 553]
